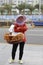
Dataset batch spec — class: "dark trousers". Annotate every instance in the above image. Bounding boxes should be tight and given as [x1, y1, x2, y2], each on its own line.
[12, 42, 25, 60]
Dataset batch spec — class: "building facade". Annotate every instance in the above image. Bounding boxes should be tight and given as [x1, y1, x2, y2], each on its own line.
[0, 0, 40, 5]
[41, 0, 43, 4]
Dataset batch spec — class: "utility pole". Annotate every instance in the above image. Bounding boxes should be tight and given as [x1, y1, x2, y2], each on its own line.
[25, 0, 26, 3]
[17, 0, 18, 6]
[9, 0, 12, 4]
[39, 0, 41, 15]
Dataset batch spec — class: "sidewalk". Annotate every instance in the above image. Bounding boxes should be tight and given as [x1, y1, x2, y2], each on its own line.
[0, 43, 43, 65]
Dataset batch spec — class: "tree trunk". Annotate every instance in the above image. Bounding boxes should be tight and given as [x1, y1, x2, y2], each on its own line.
[23, 9, 25, 15]
[19, 10, 22, 14]
[41, 10, 43, 14]
[8, 11, 11, 15]
[1, 12, 3, 15]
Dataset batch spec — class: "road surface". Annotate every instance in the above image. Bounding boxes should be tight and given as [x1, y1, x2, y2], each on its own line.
[0, 44, 43, 65]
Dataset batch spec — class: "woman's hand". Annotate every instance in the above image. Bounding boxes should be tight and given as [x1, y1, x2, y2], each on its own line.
[9, 32, 12, 35]
[17, 27, 21, 30]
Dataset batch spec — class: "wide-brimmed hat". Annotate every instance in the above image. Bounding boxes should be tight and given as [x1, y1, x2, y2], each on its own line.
[16, 15, 26, 25]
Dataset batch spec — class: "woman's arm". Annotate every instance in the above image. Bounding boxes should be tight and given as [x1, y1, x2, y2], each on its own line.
[14, 24, 28, 32]
[19, 24, 28, 32]
[9, 24, 14, 34]
[14, 26, 21, 32]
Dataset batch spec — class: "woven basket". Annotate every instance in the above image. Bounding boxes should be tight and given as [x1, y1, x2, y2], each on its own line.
[4, 33, 24, 44]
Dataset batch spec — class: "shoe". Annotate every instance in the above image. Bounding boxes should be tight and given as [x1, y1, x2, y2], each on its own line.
[19, 60, 23, 64]
[9, 59, 15, 64]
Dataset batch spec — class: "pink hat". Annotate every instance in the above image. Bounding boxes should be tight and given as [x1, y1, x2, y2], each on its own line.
[16, 15, 26, 25]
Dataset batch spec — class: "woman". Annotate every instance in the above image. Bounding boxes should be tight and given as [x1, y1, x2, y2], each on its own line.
[9, 15, 28, 64]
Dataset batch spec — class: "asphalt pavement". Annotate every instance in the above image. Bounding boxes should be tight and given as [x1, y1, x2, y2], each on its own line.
[0, 43, 43, 65]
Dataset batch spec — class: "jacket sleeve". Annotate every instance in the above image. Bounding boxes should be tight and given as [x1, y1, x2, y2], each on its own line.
[14, 25, 21, 32]
[20, 24, 28, 32]
[9, 24, 14, 32]
[14, 24, 28, 32]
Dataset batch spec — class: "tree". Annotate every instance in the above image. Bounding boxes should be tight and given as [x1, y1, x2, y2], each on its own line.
[34, 4, 39, 9]
[41, 5, 43, 14]
[3, 4, 12, 15]
[0, 7, 5, 15]
[25, 4, 34, 14]
[15, 3, 26, 14]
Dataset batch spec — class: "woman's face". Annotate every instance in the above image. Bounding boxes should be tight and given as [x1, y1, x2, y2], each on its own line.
[18, 17, 24, 22]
